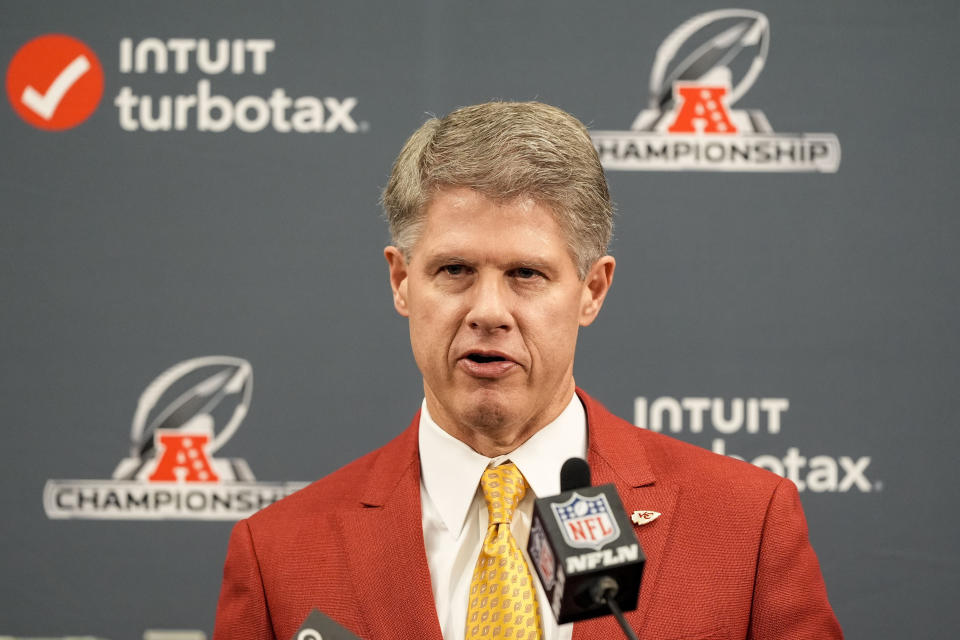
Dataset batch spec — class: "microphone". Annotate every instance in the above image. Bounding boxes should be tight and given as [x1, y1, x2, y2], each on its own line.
[560, 457, 591, 492]
[527, 458, 644, 637]
[291, 608, 362, 640]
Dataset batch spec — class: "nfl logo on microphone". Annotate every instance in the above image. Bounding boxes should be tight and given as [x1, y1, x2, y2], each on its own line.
[529, 485, 645, 623]
[551, 493, 621, 550]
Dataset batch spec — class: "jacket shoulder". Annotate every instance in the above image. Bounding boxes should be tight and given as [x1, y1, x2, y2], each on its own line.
[639, 426, 783, 493]
[245, 415, 419, 531]
[581, 388, 785, 499]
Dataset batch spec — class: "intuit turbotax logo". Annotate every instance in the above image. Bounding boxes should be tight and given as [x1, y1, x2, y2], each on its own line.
[43, 356, 308, 520]
[634, 396, 878, 493]
[7, 34, 365, 133]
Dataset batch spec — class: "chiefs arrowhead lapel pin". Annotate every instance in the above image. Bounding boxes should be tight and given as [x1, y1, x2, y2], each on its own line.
[631, 510, 661, 526]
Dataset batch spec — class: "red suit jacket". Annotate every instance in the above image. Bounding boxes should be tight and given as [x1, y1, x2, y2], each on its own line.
[214, 390, 842, 639]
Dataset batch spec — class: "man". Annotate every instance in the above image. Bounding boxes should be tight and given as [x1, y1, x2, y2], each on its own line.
[214, 101, 842, 640]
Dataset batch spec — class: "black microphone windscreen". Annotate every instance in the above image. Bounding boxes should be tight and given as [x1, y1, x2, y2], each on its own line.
[560, 457, 591, 492]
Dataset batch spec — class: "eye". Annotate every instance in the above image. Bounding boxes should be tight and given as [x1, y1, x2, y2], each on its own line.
[440, 264, 470, 276]
[512, 267, 544, 280]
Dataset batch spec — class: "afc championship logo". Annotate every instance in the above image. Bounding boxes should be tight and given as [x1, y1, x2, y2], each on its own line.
[592, 9, 841, 172]
[43, 356, 307, 520]
[550, 493, 621, 551]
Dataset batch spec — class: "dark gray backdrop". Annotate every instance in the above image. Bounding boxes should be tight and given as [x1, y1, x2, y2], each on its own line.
[2, 1, 957, 637]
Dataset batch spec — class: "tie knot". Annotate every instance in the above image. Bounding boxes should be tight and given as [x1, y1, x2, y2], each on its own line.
[480, 462, 527, 525]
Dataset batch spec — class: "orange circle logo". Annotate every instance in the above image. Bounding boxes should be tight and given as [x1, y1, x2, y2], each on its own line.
[6, 34, 104, 131]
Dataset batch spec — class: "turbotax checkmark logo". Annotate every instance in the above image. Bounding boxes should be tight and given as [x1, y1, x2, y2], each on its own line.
[6, 34, 104, 130]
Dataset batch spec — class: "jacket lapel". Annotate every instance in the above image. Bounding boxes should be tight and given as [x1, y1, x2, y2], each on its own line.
[338, 412, 444, 640]
[573, 391, 682, 640]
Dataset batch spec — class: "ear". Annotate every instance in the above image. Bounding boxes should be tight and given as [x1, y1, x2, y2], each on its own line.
[579, 255, 616, 326]
[384, 246, 410, 317]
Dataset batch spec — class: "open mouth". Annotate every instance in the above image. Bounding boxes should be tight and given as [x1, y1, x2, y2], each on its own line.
[459, 351, 516, 378]
[467, 354, 508, 363]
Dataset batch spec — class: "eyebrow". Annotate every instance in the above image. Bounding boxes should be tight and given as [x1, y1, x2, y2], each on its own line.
[421, 253, 554, 272]
[509, 259, 552, 271]
[421, 254, 470, 271]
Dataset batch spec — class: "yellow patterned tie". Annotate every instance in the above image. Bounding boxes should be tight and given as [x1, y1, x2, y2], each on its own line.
[465, 462, 543, 640]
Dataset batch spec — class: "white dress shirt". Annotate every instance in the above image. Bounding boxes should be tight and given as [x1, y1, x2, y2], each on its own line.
[419, 393, 587, 640]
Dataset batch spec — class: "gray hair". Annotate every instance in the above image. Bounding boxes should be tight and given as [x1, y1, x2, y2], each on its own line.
[381, 101, 613, 278]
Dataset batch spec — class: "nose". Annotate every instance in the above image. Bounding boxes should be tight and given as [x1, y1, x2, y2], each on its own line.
[464, 272, 513, 333]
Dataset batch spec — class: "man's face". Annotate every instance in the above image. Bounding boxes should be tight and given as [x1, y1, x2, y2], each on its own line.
[385, 187, 614, 453]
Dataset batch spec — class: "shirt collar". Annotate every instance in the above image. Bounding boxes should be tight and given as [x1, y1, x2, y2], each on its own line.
[418, 393, 587, 537]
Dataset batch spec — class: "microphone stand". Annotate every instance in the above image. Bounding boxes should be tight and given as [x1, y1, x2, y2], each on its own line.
[588, 576, 640, 640]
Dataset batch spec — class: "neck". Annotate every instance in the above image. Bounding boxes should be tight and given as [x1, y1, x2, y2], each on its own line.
[425, 380, 577, 457]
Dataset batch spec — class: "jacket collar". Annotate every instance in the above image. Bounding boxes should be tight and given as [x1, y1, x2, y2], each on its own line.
[357, 388, 659, 507]
[581, 388, 657, 488]
[357, 408, 422, 508]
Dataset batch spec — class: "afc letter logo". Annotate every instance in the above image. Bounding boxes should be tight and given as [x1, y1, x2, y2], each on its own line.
[667, 84, 737, 134]
[148, 431, 220, 483]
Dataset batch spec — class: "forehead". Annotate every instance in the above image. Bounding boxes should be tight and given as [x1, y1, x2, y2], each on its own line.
[416, 187, 570, 256]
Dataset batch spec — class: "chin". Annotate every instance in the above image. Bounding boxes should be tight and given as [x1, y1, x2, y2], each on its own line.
[458, 388, 515, 432]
